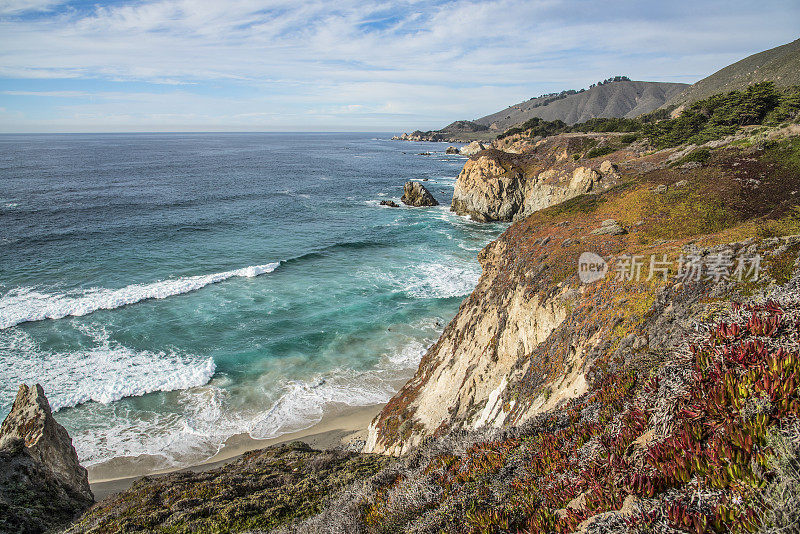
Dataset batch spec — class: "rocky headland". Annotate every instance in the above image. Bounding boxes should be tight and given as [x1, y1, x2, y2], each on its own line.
[392, 80, 688, 143]
[449, 136, 623, 222]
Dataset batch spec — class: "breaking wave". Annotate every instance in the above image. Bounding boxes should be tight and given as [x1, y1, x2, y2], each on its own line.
[0, 262, 280, 329]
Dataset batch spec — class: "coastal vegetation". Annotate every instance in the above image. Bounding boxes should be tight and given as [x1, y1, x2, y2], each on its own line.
[68, 443, 388, 533]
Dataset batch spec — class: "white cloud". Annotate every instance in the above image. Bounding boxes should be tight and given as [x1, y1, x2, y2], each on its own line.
[0, 0, 64, 15]
[0, 0, 797, 131]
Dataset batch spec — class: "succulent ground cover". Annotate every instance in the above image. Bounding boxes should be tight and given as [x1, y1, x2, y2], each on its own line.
[294, 297, 800, 534]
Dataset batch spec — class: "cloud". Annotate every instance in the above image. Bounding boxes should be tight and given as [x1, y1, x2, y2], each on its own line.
[0, 0, 64, 15]
[0, 0, 797, 131]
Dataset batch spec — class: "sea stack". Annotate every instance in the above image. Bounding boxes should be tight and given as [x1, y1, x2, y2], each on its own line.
[401, 181, 439, 207]
[0, 384, 94, 532]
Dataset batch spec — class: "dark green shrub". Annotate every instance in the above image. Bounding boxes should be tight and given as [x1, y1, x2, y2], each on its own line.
[586, 146, 616, 158]
[619, 133, 639, 144]
[642, 82, 800, 148]
[681, 148, 711, 164]
[571, 117, 641, 133]
[497, 117, 569, 140]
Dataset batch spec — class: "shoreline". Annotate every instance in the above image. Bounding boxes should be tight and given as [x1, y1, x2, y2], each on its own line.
[88, 402, 383, 501]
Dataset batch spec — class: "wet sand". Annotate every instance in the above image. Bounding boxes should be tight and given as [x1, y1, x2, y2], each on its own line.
[88, 403, 382, 501]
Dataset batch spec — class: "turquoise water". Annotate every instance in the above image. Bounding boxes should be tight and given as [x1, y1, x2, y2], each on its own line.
[0, 133, 505, 469]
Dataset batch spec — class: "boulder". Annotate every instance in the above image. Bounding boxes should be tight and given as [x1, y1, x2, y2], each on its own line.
[0, 384, 94, 532]
[652, 184, 668, 193]
[401, 181, 439, 207]
[451, 154, 524, 221]
[590, 219, 627, 236]
[599, 160, 621, 180]
[445, 146, 459, 154]
[0, 384, 92, 500]
[599, 160, 618, 175]
[379, 200, 399, 208]
[569, 166, 601, 193]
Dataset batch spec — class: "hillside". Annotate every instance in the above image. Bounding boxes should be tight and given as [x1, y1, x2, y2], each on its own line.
[665, 38, 800, 107]
[394, 81, 687, 142]
[474, 80, 688, 130]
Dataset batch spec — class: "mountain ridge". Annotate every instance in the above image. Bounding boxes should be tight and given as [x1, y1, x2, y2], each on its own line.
[473, 80, 688, 130]
[395, 80, 688, 142]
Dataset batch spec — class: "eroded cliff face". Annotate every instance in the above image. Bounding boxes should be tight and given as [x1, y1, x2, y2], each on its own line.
[365, 239, 572, 455]
[450, 134, 622, 222]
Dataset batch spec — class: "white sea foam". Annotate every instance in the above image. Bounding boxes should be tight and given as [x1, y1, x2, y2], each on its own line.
[382, 338, 428, 368]
[31, 328, 435, 467]
[386, 261, 481, 299]
[248, 374, 395, 439]
[0, 325, 215, 412]
[0, 262, 280, 330]
[71, 368, 401, 467]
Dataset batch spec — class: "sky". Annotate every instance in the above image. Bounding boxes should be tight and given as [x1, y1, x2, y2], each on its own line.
[0, 0, 797, 133]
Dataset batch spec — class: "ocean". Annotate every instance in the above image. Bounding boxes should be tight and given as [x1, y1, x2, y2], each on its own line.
[0, 132, 505, 470]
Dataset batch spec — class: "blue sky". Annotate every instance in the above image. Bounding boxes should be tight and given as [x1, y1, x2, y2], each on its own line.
[0, 0, 797, 132]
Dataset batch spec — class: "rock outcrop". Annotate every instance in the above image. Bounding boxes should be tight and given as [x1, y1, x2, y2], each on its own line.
[450, 136, 621, 222]
[0, 384, 93, 533]
[401, 181, 439, 207]
[459, 141, 487, 156]
[450, 152, 525, 221]
[590, 219, 626, 236]
[445, 146, 459, 154]
[379, 200, 399, 208]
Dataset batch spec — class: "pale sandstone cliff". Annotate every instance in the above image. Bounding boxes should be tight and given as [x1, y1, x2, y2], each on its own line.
[365, 239, 573, 455]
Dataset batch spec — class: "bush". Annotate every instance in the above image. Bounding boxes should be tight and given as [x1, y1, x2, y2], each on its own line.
[678, 148, 711, 165]
[571, 117, 641, 133]
[619, 133, 639, 144]
[497, 117, 568, 140]
[586, 146, 616, 158]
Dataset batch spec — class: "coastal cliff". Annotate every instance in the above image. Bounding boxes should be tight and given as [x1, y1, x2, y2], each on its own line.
[300, 119, 800, 532]
[366, 121, 800, 456]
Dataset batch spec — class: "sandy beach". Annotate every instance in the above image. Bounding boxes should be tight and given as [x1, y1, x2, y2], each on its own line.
[88, 403, 383, 501]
